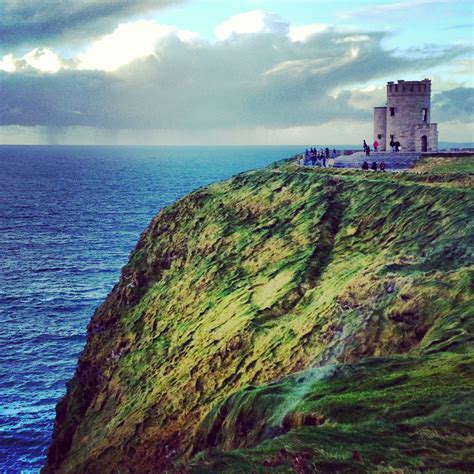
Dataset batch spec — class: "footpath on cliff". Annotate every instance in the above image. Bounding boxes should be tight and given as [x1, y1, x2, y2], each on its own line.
[44, 154, 474, 473]
[334, 150, 421, 170]
[298, 149, 474, 172]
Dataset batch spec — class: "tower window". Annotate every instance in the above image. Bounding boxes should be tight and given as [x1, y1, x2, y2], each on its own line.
[390, 107, 395, 116]
[422, 108, 428, 122]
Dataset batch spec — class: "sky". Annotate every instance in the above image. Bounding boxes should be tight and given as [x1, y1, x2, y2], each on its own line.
[0, 0, 473, 145]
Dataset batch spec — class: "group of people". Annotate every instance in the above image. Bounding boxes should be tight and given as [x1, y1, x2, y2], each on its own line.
[302, 147, 337, 168]
[363, 139, 380, 156]
[389, 139, 401, 152]
[362, 161, 386, 172]
[298, 144, 387, 172]
[363, 138, 401, 153]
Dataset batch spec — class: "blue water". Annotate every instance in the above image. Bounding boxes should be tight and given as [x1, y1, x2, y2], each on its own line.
[0, 145, 310, 472]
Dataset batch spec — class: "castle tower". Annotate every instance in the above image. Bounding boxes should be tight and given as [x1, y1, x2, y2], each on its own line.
[374, 79, 438, 152]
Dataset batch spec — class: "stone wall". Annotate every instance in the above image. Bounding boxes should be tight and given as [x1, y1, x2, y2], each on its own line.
[414, 123, 438, 152]
[374, 107, 387, 151]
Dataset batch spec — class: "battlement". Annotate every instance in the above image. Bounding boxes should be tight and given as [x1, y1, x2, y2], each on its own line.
[387, 79, 431, 96]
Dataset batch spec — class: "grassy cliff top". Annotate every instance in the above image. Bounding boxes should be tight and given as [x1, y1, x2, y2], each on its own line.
[45, 155, 474, 473]
[413, 154, 474, 175]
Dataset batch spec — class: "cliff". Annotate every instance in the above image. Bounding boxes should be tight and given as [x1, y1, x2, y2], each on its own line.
[44, 157, 474, 472]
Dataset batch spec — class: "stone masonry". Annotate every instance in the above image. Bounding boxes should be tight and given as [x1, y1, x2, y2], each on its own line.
[374, 79, 438, 152]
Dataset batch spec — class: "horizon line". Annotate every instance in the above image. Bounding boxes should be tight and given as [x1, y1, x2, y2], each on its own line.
[1, 141, 473, 148]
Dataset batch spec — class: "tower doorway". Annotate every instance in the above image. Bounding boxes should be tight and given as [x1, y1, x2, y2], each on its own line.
[421, 135, 427, 152]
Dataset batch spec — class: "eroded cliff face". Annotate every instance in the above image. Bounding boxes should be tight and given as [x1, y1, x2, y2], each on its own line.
[44, 161, 473, 472]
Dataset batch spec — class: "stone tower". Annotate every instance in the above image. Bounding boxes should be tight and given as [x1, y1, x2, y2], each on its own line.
[374, 79, 438, 152]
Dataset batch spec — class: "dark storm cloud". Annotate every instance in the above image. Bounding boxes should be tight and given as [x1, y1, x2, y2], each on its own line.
[0, 27, 468, 130]
[0, 0, 185, 48]
[432, 88, 474, 121]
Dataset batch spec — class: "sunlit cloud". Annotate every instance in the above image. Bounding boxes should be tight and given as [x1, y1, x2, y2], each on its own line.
[0, 54, 16, 73]
[78, 20, 199, 71]
[0, 48, 66, 73]
[288, 24, 328, 43]
[23, 48, 64, 73]
[215, 10, 288, 40]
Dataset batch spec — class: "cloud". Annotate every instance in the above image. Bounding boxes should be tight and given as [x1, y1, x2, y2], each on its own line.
[432, 87, 474, 121]
[344, 0, 467, 17]
[452, 59, 474, 76]
[0, 0, 186, 49]
[0, 11, 469, 134]
[78, 20, 199, 71]
[344, 86, 386, 111]
[442, 23, 474, 30]
[215, 10, 289, 41]
[288, 24, 329, 43]
[334, 35, 370, 44]
[0, 48, 74, 73]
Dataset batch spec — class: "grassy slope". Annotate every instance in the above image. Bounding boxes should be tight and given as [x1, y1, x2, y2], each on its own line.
[413, 155, 474, 175]
[45, 157, 474, 472]
[190, 353, 474, 473]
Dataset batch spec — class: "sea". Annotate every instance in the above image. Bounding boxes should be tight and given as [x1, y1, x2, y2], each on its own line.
[0, 145, 320, 472]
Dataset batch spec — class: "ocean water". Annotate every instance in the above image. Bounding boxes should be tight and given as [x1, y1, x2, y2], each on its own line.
[0, 145, 308, 472]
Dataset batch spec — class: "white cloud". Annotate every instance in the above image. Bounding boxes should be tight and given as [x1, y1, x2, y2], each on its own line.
[335, 35, 370, 44]
[78, 20, 199, 71]
[0, 54, 16, 73]
[0, 48, 66, 73]
[288, 24, 328, 43]
[262, 47, 361, 77]
[22, 48, 64, 73]
[215, 10, 288, 41]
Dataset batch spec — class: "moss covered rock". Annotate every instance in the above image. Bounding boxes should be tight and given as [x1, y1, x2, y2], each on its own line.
[44, 158, 474, 473]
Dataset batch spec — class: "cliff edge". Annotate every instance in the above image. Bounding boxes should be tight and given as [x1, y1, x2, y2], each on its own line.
[44, 157, 474, 472]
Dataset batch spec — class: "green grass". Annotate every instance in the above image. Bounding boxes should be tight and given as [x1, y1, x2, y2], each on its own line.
[189, 352, 474, 472]
[45, 158, 474, 473]
[413, 155, 474, 174]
